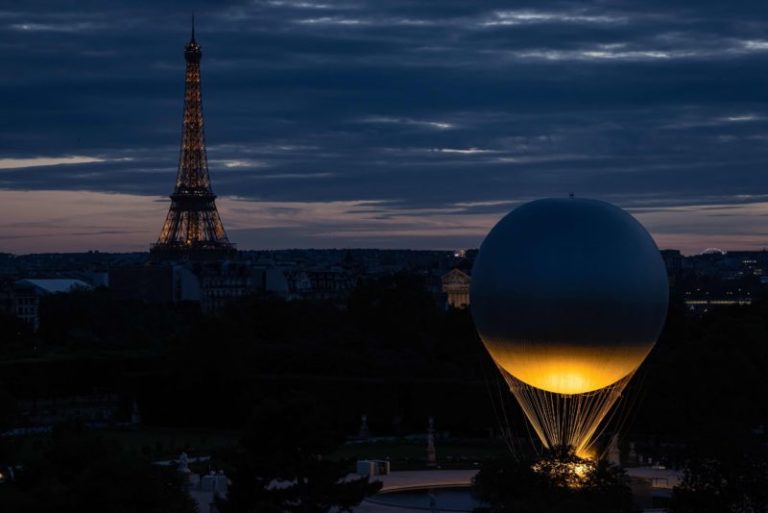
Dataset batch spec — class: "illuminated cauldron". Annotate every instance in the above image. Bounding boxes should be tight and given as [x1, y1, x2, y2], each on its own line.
[471, 198, 668, 457]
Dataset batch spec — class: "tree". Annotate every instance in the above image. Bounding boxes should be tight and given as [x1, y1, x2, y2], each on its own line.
[0, 422, 197, 513]
[670, 450, 768, 513]
[0, 388, 15, 432]
[218, 395, 382, 513]
[0, 387, 16, 464]
[0, 311, 33, 354]
[581, 459, 633, 513]
[473, 449, 632, 513]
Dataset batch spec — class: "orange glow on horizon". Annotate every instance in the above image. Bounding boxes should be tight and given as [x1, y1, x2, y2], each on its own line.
[0, 189, 766, 254]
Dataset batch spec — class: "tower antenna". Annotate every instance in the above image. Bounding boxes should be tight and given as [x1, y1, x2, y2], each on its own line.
[191, 13, 195, 42]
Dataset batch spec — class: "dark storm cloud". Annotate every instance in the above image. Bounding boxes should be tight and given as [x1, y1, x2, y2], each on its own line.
[2, 0, 768, 251]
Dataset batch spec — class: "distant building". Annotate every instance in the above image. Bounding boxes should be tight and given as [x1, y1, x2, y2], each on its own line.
[110, 262, 293, 312]
[110, 265, 201, 304]
[660, 249, 683, 284]
[684, 249, 767, 280]
[14, 394, 122, 431]
[279, 267, 356, 302]
[441, 268, 471, 309]
[305, 269, 357, 301]
[12, 279, 91, 330]
[724, 250, 767, 278]
[197, 263, 254, 312]
[0, 280, 14, 317]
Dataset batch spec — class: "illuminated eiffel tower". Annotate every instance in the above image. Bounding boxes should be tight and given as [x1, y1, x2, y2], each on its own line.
[150, 22, 235, 262]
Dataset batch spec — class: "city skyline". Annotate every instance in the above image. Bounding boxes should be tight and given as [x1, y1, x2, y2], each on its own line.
[2, 1, 768, 254]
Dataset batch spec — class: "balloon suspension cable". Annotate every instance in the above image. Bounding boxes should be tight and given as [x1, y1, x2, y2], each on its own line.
[595, 364, 649, 460]
[482, 366, 517, 456]
[499, 366, 634, 459]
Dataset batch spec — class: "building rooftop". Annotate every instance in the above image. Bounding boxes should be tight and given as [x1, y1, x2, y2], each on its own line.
[15, 278, 91, 294]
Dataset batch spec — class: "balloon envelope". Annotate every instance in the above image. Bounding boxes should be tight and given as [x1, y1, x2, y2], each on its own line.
[471, 198, 668, 394]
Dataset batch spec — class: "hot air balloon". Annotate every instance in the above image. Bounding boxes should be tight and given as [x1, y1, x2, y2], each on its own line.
[471, 198, 668, 458]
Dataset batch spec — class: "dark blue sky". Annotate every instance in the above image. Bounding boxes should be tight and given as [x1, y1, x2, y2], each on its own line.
[1, 0, 768, 253]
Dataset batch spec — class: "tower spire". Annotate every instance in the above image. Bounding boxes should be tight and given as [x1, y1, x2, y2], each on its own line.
[150, 30, 235, 262]
[191, 13, 195, 42]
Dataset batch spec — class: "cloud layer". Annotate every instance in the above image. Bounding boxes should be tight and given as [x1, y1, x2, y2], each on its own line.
[2, 1, 768, 253]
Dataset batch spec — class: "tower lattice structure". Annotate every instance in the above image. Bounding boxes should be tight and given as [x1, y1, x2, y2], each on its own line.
[150, 26, 235, 262]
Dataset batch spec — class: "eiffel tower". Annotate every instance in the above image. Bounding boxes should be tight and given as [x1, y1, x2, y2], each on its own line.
[150, 22, 235, 262]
